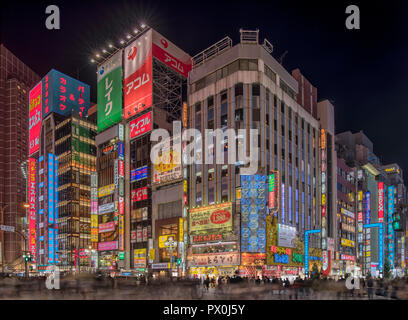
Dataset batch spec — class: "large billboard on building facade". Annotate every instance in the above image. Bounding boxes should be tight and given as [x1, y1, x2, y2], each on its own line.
[97, 51, 123, 132]
[240, 175, 267, 253]
[29, 82, 42, 156]
[129, 111, 152, 139]
[151, 30, 192, 78]
[277, 224, 297, 248]
[152, 138, 182, 186]
[124, 29, 153, 119]
[189, 203, 233, 234]
[42, 69, 90, 119]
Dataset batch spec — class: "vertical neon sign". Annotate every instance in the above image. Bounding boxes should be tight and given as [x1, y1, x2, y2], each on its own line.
[54, 157, 58, 263]
[388, 186, 394, 269]
[378, 182, 384, 223]
[48, 154, 54, 224]
[28, 158, 36, 262]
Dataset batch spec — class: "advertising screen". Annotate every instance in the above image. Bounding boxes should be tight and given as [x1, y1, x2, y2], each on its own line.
[152, 30, 192, 78]
[28, 158, 36, 262]
[42, 69, 90, 118]
[97, 51, 123, 132]
[240, 175, 267, 253]
[129, 111, 152, 139]
[277, 224, 297, 248]
[29, 82, 42, 156]
[124, 29, 153, 119]
[189, 202, 233, 234]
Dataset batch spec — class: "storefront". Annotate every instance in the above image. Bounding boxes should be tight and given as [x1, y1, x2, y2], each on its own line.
[240, 253, 266, 278]
[188, 249, 240, 278]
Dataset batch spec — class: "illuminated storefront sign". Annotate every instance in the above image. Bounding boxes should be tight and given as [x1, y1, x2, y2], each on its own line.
[341, 254, 355, 261]
[29, 82, 42, 156]
[240, 175, 267, 253]
[241, 253, 266, 266]
[119, 215, 124, 250]
[179, 218, 183, 242]
[268, 171, 279, 213]
[97, 51, 123, 132]
[134, 249, 147, 268]
[341, 238, 355, 247]
[189, 202, 233, 234]
[320, 128, 328, 274]
[378, 182, 384, 223]
[129, 111, 152, 139]
[48, 228, 54, 263]
[277, 224, 296, 248]
[131, 187, 148, 202]
[28, 158, 36, 262]
[158, 234, 176, 248]
[48, 154, 54, 224]
[188, 252, 240, 267]
[98, 222, 115, 233]
[192, 234, 223, 243]
[98, 184, 115, 198]
[124, 29, 153, 119]
[42, 69, 90, 118]
[131, 165, 148, 182]
[98, 202, 115, 215]
[98, 241, 118, 251]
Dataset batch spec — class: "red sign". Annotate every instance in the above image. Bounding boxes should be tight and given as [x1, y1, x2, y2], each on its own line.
[99, 221, 115, 233]
[132, 187, 148, 202]
[29, 82, 42, 156]
[118, 160, 124, 177]
[378, 182, 384, 223]
[119, 197, 124, 215]
[341, 254, 355, 261]
[358, 211, 363, 222]
[124, 30, 153, 119]
[210, 209, 231, 224]
[28, 158, 36, 262]
[192, 234, 223, 243]
[129, 112, 152, 139]
[152, 30, 192, 78]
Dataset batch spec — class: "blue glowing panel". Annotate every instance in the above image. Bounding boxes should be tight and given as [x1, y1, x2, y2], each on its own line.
[48, 154, 54, 224]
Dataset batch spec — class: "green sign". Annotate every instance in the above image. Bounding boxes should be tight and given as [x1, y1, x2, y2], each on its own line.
[97, 51, 123, 132]
[119, 252, 125, 260]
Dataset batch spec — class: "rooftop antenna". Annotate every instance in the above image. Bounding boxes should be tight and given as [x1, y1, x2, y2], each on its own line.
[279, 50, 288, 65]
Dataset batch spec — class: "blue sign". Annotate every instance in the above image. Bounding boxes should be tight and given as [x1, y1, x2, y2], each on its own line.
[388, 186, 395, 269]
[48, 154, 54, 224]
[304, 229, 321, 275]
[274, 254, 289, 264]
[118, 142, 124, 160]
[131, 165, 148, 183]
[363, 223, 384, 273]
[48, 228, 54, 263]
[42, 69, 90, 119]
[240, 175, 267, 253]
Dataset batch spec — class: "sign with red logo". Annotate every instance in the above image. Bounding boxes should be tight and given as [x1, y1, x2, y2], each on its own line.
[132, 187, 148, 203]
[189, 203, 233, 234]
[119, 197, 124, 215]
[358, 211, 363, 222]
[129, 111, 152, 139]
[28, 158, 36, 262]
[29, 82, 42, 156]
[124, 29, 153, 119]
[98, 221, 115, 233]
[152, 30, 192, 78]
[378, 182, 384, 223]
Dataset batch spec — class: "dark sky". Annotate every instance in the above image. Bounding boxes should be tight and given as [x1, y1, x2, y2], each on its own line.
[1, 0, 408, 178]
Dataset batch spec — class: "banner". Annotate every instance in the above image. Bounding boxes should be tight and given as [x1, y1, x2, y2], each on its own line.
[124, 29, 153, 119]
[188, 252, 240, 267]
[98, 202, 115, 215]
[134, 249, 147, 268]
[98, 184, 115, 198]
[29, 82, 42, 156]
[98, 241, 118, 251]
[277, 224, 297, 248]
[97, 51, 123, 132]
[189, 203, 233, 234]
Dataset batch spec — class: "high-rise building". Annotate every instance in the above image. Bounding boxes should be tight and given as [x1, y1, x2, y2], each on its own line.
[0, 44, 40, 270]
[187, 30, 335, 278]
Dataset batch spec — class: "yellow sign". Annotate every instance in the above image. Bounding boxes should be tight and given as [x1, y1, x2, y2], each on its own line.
[134, 249, 147, 268]
[184, 180, 188, 193]
[149, 249, 155, 260]
[183, 102, 188, 127]
[179, 218, 183, 242]
[341, 238, 355, 247]
[236, 188, 241, 200]
[322, 194, 326, 206]
[159, 234, 176, 248]
[189, 202, 233, 234]
[320, 129, 326, 149]
[91, 214, 98, 228]
[358, 191, 363, 201]
[98, 184, 115, 197]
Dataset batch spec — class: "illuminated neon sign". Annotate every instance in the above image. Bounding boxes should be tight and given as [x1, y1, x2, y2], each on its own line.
[378, 182, 384, 223]
[28, 158, 36, 262]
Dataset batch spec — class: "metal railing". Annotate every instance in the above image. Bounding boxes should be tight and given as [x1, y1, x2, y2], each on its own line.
[192, 36, 233, 69]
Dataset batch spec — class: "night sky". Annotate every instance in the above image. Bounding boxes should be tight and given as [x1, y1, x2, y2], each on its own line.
[1, 0, 407, 179]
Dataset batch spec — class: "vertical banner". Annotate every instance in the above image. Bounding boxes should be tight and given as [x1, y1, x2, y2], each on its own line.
[124, 29, 153, 119]
[48, 154, 54, 224]
[119, 215, 124, 250]
[97, 51, 123, 132]
[28, 158, 36, 262]
[54, 157, 58, 263]
[388, 186, 395, 269]
[378, 182, 384, 223]
[29, 82, 42, 156]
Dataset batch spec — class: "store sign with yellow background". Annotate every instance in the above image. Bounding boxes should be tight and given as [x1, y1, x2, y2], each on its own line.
[152, 149, 182, 186]
[189, 202, 233, 234]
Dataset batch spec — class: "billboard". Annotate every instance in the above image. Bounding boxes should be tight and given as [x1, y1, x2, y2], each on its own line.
[277, 224, 297, 248]
[97, 51, 123, 132]
[152, 146, 182, 186]
[28, 158, 36, 262]
[268, 171, 279, 213]
[98, 241, 118, 251]
[129, 111, 152, 139]
[29, 82, 42, 156]
[189, 252, 240, 267]
[134, 249, 147, 268]
[152, 30, 192, 78]
[98, 221, 115, 233]
[124, 29, 153, 119]
[189, 202, 233, 234]
[240, 175, 267, 253]
[98, 184, 115, 198]
[378, 182, 384, 223]
[42, 69, 90, 118]
[130, 165, 148, 182]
